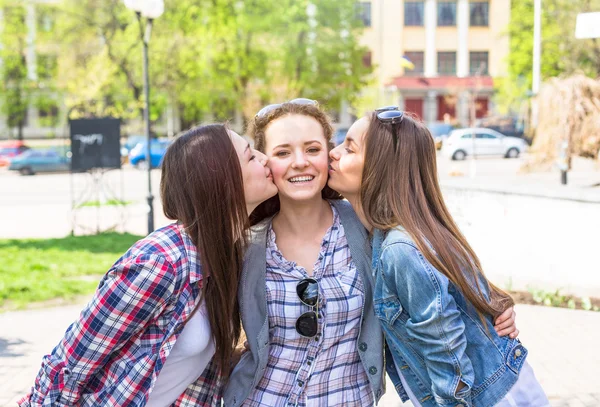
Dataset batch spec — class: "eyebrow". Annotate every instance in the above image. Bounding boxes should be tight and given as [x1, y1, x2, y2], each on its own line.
[345, 136, 358, 146]
[273, 140, 324, 149]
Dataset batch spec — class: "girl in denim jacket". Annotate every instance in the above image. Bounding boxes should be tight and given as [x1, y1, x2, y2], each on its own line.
[328, 109, 549, 407]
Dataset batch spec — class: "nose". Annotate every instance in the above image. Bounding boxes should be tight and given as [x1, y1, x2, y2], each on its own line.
[255, 150, 269, 166]
[329, 146, 341, 161]
[291, 152, 309, 169]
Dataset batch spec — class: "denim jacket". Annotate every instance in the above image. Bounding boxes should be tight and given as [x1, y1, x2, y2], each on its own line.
[372, 227, 527, 407]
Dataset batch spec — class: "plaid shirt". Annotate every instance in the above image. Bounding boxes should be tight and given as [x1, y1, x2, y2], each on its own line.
[18, 223, 223, 407]
[244, 206, 374, 407]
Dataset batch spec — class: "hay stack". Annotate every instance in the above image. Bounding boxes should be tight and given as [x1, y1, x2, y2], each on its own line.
[523, 74, 600, 171]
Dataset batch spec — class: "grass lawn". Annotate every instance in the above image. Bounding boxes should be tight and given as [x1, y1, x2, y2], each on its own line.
[0, 233, 142, 310]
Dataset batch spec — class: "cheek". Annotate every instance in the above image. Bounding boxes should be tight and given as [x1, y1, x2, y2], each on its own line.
[312, 152, 330, 172]
[341, 156, 362, 180]
[267, 160, 288, 186]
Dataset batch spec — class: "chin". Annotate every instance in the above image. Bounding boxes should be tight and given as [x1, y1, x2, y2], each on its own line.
[282, 190, 322, 202]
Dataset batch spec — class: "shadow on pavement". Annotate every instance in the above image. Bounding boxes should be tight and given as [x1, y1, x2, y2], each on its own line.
[0, 337, 27, 358]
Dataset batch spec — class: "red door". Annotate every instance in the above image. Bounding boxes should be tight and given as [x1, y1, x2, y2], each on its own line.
[404, 98, 424, 120]
[437, 95, 456, 121]
[475, 97, 489, 118]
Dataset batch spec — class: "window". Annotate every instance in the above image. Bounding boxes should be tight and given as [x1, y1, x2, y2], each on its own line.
[4, 55, 27, 82]
[470, 2, 489, 26]
[437, 2, 457, 26]
[38, 101, 59, 127]
[362, 51, 372, 68]
[37, 54, 58, 80]
[356, 2, 371, 27]
[36, 5, 56, 32]
[405, 2, 424, 26]
[437, 51, 456, 75]
[469, 51, 489, 75]
[404, 51, 424, 75]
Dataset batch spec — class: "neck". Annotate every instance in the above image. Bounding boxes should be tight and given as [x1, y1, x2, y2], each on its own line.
[274, 195, 333, 237]
[345, 194, 372, 232]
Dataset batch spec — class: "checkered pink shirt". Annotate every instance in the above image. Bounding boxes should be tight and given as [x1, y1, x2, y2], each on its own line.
[243, 206, 374, 407]
[18, 224, 222, 407]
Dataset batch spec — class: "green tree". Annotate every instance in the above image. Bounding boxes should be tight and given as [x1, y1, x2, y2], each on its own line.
[497, 0, 600, 113]
[0, 3, 32, 140]
[10, 0, 371, 134]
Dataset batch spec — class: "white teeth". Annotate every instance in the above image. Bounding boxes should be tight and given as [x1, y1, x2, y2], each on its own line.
[289, 176, 314, 183]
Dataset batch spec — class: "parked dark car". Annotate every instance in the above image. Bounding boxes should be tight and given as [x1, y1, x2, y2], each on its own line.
[8, 148, 71, 175]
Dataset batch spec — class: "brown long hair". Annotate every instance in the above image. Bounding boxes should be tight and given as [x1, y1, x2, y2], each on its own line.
[248, 102, 342, 225]
[160, 124, 246, 376]
[361, 112, 513, 319]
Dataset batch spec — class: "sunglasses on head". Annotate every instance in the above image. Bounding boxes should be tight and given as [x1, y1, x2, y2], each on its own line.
[295, 277, 320, 338]
[255, 98, 318, 118]
[375, 106, 405, 151]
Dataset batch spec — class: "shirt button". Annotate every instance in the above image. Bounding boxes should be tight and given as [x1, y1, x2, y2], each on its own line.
[369, 366, 378, 375]
[359, 342, 368, 351]
[297, 380, 304, 387]
[515, 349, 522, 357]
[456, 404, 464, 407]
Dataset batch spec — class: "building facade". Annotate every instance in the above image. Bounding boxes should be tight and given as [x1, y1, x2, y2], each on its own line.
[357, 0, 510, 126]
[0, 0, 65, 139]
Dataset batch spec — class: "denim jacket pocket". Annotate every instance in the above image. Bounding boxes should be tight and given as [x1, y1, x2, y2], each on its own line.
[374, 296, 406, 326]
[506, 340, 528, 374]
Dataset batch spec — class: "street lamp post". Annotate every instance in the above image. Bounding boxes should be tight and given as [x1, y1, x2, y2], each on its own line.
[124, 0, 164, 235]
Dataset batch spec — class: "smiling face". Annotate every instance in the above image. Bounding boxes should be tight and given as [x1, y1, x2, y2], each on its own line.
[328, 116, 369, 199]
[230, 130, 278, 213]
[263, 114, 329, 204]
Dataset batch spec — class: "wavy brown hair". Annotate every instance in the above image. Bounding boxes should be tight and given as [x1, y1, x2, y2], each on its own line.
[160, 124, 246, 377]
[248, 102, 342, 225]
[361, 112, 513, 319]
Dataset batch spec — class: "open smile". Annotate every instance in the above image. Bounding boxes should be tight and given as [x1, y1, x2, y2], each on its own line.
[288, 175, 315, 184]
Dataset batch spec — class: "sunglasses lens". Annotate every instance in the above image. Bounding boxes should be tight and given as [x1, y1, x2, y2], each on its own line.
[378, 110, 403, 121]
[256, 104, 281, 117]
[297, 278, 319, 306]
[296, 311, 318, 337]
[289, 98, 317, 106]
[375, 105, 399, 113]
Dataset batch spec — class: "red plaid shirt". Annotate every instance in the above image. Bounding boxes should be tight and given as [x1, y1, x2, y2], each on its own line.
[18, 223, 223, 407]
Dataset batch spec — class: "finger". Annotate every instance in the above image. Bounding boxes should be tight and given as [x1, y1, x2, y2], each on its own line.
[494, 307, 513, 324]
[494, 315, 515, 332]
[496, 325, 516, 337]
[509, 329, 520, 339]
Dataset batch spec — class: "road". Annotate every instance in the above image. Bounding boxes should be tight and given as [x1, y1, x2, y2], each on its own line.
[5, 153, 590, 239]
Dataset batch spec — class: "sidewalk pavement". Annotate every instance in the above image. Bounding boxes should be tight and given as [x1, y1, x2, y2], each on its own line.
[1, 303, 599, 407]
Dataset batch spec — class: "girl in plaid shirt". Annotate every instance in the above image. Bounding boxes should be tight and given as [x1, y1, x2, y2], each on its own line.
[19, 124, 277, 407]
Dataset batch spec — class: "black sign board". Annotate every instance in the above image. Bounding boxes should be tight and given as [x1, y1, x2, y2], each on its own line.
[69, 118, 121, 171]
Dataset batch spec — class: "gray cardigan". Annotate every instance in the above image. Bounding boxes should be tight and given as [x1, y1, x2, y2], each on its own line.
[223, 200, 384, 406]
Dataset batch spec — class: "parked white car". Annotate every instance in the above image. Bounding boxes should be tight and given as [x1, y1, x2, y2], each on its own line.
[442, 128, 528, 160]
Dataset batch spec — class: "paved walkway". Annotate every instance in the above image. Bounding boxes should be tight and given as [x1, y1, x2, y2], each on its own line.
[2, 303, 599, 406]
